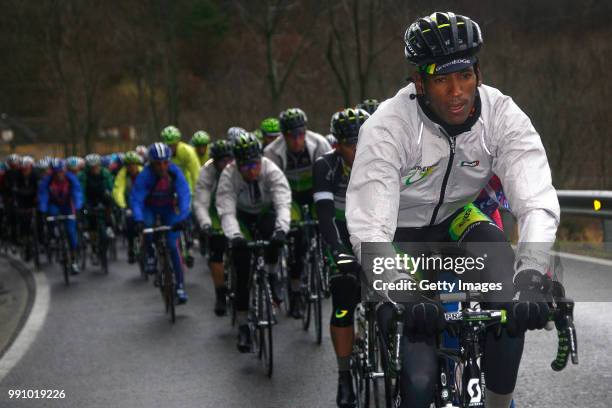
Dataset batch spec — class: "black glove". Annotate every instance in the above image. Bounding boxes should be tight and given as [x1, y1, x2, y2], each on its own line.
[387, 279, 446, 336]
[231, 235, 248, 249]
[135, 221, 145, 235]
[503, 269, 551, 337]
[201, 224, 212, 236]
[333, 252, 361, 277]
[271, 229, 286, 247]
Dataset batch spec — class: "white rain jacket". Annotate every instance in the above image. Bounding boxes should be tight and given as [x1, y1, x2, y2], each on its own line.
[346, 83, 560, 277]
[216, 157, 292, 238]
[193, 159, 218, 228]
[263, 130, 332, 171]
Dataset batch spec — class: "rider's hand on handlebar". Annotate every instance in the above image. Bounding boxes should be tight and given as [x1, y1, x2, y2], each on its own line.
[271, 229, 286, 247]
[200, 224, 212, 236]
[230, 235, 248, 249]
[502, 269, 551, 337]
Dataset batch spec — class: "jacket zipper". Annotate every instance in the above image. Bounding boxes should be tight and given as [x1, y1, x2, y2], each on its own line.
[429, 132, 456, 225]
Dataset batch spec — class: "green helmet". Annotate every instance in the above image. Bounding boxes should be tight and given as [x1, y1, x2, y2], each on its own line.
[233, 131, 262, 163]
[124, 150, 142, 165]
[279, 108, 307, 133]
[191, 130, 210, 146]
[161, 125, 181, 144]
[260, 117, 281, 137]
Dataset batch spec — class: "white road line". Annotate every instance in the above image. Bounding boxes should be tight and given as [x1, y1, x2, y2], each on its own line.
[552, 250, 612, 268]
[0, 263, 50, 383]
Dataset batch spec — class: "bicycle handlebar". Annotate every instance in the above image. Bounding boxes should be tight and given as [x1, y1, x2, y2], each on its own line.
[142, 225, 172, 234]
[246, 239, 271, 249]
[395, 283, 578, 372]
[46, 214, 76, 222]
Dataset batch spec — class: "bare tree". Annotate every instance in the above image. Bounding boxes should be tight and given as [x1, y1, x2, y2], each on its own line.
[325, 0, 400, 106]
[233, 0, 325, 112]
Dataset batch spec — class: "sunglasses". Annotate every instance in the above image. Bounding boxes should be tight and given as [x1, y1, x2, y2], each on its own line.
[239, 160, 260, 171]
[284, 127, 306, 139]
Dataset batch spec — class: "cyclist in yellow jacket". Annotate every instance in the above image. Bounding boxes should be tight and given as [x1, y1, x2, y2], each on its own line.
[112, 151, 143, 263]
[160, 125, 198, 266]
[160, 125, 200, 193]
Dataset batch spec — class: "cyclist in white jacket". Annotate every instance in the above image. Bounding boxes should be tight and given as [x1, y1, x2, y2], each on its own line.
[216, 131, 291, 352]
[193, 140, 235, 317]
[264, 108, 332, 318]
[345, 11, 560, 408]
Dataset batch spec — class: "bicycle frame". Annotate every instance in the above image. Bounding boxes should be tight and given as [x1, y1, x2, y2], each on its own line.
[142, 224, 176, 323]
[46, 214, 76, 286]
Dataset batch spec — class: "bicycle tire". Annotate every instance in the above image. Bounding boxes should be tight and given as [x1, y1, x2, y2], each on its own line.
[312, 256, 323, 345]
[99, 228, 109, 275]
[368, 310, 383, 408]
[110, 237, 118, 261]
[160, 250, 176, 323]
[163, 267, 176, 323]
[31, 220, 40, 271]
[62, 246, 70, 286]
[46, 241, 53, 265]
[225, 252, 237, 327]
[301, 261, 312, 331]
[379, 333, 400, 408]
[351, 340, 366, 408]
[259, 275, 274, 378]
[278, 246, 291, 315]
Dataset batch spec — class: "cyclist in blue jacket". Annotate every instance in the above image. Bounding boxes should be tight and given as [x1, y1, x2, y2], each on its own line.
[130, 143, 191, 304]
[38, 158, 84, 275]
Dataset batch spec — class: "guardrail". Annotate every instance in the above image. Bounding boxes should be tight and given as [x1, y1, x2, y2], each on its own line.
[557, 190, 612, 251]
[557, 190, 612, 218]
[502, 190, 612, 251]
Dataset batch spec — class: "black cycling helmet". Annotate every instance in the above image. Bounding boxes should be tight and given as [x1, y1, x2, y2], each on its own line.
[210, 140, 234, 160]
[233, 131, 262, 163]
[330, 108, 370, 144]
[356, 99, 380, 115]
[404, 12, 482, 74]
[279, 108, 307, 133]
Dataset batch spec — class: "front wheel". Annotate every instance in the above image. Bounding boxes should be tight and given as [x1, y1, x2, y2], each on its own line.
[312, 257, 323, 345]
[301, 260, 312, 331]
[258, 277, 274, 378]
[99, 233, 109, 275]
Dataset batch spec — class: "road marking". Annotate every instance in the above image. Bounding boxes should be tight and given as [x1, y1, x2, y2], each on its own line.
[0, 264, 50, 383]
[551, 250, 612, 268]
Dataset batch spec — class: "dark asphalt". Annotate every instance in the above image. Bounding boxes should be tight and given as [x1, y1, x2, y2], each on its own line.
[0, 248, 609, 407]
